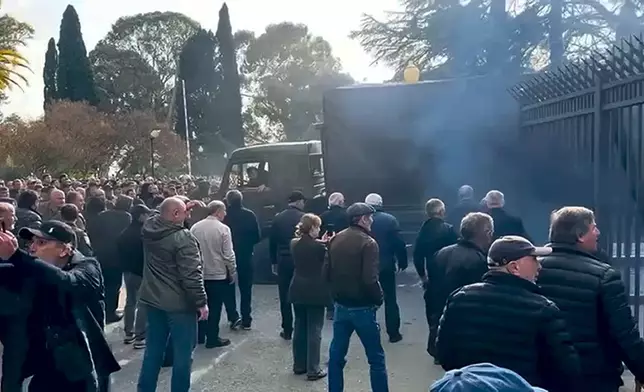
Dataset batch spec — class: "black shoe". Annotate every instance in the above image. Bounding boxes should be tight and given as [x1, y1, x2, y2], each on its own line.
[293, 369, 306, 375]
[307, 370, 327, 381]
[123, 334, 135, 344]
[230, 319, 242, 331]
[389, 334, 403, 343]
[205, 338, 231, 349]
[241, 323, 252, 331]
[106, 313, 124, 324]
[280, 331, 292, 340]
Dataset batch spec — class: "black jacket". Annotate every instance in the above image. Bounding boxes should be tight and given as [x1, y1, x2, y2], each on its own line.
[320, 206, 349, 235]
[223, 203, 261, 264]
[412, 218, 458, 279]
[487, 207, 531, 242]
[538, 243, 644, 389]
[429, 240, 487, 317]
[447, 200, 480, 228]
[117, 221, 145, 276]
[88, 210, 131, 269]
[269, 206, 304, 267]
[5, 250, 120, 390]
[436, 271, 581, 392]
[370, 208, 408, 272]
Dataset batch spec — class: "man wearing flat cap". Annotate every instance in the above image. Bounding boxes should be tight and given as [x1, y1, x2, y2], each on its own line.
[0, 221, 119, 391]
[435, 236, 581, 392]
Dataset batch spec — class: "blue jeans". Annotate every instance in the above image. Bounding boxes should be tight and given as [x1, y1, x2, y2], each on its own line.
[328, 304, 389, 392]
[137, 305, 197, 392]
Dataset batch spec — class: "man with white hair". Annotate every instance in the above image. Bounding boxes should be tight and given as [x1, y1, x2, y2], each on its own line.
[364, 193, 407, 343]
[484, 190, 531, 241]
[320, 192, 349, 235]
[447, 185, 480, 227]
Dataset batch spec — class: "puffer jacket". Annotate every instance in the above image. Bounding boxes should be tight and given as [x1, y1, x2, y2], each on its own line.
[436, 271, 581, 392]
[538, 243, 644, 390]
[139, 215, 207, 313]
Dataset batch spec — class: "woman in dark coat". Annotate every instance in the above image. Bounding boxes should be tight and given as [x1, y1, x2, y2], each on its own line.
[289, 213, 331, 381]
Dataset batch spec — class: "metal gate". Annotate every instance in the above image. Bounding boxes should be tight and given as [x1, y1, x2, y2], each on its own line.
[510, 35, 644, 325]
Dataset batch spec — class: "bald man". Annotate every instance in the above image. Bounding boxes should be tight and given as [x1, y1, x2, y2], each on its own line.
[137, 196, 208, 392]
[484, 190, 531, 242]
[38, 188, 65, 221]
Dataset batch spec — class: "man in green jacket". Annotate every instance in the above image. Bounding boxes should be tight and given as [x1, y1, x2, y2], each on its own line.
[137, 197, 209, 392]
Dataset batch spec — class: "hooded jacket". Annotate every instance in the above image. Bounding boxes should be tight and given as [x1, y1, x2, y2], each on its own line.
[138, 215, 207, 312]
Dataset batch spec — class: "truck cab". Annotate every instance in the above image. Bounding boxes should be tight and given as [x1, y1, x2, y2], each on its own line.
[217, 141, 324, 283]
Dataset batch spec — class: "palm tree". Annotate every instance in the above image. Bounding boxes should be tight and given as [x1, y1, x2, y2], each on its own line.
[0, 1, 33, 91]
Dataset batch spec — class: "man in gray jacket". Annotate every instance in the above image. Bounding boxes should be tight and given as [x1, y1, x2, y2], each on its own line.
[191, 200, 238, 348]
[137, 197, 209, 392]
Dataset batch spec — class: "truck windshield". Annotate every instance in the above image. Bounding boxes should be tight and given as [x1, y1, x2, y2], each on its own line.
[227, 161, 270, 189]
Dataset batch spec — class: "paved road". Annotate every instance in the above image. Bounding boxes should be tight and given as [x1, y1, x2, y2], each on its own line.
[108, 270, 443, 391]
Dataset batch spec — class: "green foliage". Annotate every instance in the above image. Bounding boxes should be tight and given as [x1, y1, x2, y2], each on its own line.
[56, 5, 98, 105]
[174, 28, 222, 170]
[216, 3, 244, 148]
[0, 8, 34, 94]
[89, 42, 164, 115]
[99, 11, 201, 121]
[240, 22, 354, 142]
[43, 38, 57, 109]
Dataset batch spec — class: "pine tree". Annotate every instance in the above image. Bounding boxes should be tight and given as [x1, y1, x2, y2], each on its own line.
[57, 5, 98, 105]
[216, 3, 244, 147]
[43, 37, 58, 109]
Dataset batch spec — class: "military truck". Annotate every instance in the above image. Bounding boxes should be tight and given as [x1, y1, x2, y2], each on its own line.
[219, 75, 519, 282]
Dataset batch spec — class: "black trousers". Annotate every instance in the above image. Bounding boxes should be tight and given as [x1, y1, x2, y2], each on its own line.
[379, 269, 401, 337]
[292, 305, 325, 375]
[277, 263, 294, 335]
[236, 261, 254, 325]
[198, 280, 229, 343]
[102, 267, 123, 317]
[424, 288, 439, 357]
[0, 316, 29, 392]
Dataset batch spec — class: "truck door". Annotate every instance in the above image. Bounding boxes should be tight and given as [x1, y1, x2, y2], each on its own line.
[225, 160, 277, 230]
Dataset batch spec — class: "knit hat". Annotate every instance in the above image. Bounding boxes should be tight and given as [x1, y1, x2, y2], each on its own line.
[430, 363, 547, 392]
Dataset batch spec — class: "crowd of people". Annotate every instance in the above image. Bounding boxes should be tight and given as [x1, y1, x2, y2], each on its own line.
[0, 174, 642, 392]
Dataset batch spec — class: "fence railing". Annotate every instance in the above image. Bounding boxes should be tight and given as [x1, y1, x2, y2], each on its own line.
[510, 34, 644, 326]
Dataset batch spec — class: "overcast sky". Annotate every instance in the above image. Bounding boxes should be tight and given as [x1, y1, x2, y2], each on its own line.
[4, 0, 401, 118]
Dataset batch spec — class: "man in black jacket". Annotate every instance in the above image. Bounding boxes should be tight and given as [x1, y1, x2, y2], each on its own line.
[224, 190, 261, 330]
[446, 185, 480, 227]
[538, 206, 644, 391]
[117, 204, 151, 348]
[484, 190, 531, 241]
[436, 236, 581, 392]
[422, 210, 489, 361]
[320, 192, 349, 235]
[0, 221, 120, 391]
[269, 191, 306, 340]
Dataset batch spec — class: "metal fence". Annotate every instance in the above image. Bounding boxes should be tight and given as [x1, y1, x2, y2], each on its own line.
[510, 34, 644, 325]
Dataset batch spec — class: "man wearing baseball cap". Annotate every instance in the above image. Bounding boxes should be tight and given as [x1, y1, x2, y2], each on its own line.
[430, 363, 547, 392]
[0, 220, 120, 390]
[435, 236, 581, 392]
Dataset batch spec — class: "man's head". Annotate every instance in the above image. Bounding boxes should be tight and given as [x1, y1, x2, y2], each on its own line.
[549, 206, 599, 252]
[0, 202, 16, 231]
[328, 192, 345, 208]
[487, 236, 551, 282]
[225, 189, 243, 208]
[457, 185, 474, 201]
[59, 203, 79, 224]
[159, 197, 188, 224]
[288, 191, 306, 210]
[0, 186, 8, 198]
[425, 198, 446, 219]
[50, 189, 65, 208]
[346, 202, 376, 231]
[364, 193, 383, 208]
[484, 190, 505, 209]
[11, 179, 22, 190]
[19, 221, 76, 266]
[66, 190, 84, 210]
[460, 212, 494, 248]
[130, 204, 151, 224]
[16, 189, 39, 210]
[207, 200, 227, 221]
[430, 363, 546, 392]
[247, 167, 259, 180]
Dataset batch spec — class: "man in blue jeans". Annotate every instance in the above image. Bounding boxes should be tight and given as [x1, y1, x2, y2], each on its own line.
[137, 198, 209, 392]
[325, 202, 388, 392]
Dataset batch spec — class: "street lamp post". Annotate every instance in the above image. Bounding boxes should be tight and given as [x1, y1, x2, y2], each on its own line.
[150, 129, 161, 178]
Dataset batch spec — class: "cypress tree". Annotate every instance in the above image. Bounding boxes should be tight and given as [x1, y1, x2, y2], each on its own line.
[43, 37, 58, 109]
[57, 5, 98, 105]
[216, 3, 244, 147]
